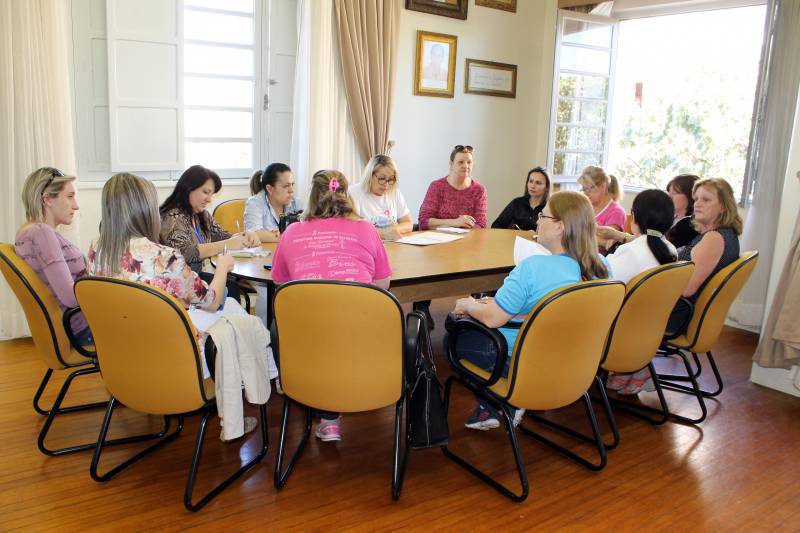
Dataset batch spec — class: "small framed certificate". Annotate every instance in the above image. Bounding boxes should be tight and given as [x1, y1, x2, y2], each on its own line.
[464, 58, 517, 98]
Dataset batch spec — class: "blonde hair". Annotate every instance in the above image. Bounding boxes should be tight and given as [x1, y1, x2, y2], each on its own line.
[548, 191, 609, 280]
[94, 173, 161, 276]
[360, 154, 399, 196]
[305, 170, 357, 221]
[578, 165, 623, 202]
[21, 167, 76, 223]
[692, 178, 743, 235]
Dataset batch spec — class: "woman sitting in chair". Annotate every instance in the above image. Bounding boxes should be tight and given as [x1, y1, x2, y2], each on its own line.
[449, 191, 610, 430]
[350, 154, 413, 241]
[245, 162, 303, 243]
[664, 177, 742, 338]
[579, 165, 626, 240]
[491, 166, 550, 231]
[272, 169, 392, 442]
[15, 167, 93, 346]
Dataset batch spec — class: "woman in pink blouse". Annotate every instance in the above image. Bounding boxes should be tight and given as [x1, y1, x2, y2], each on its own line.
[578, 165, 626, 231]
[272, 169, 392, 442]
[15, 167, 92, 346]
[418, 145, 488, 230]
[86, 173, 234, 313]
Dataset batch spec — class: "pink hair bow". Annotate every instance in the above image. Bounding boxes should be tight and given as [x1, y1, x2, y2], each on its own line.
[328, 179, 340, 192]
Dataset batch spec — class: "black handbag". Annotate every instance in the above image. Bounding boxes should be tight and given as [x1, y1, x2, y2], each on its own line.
[407, 311, 449, 449]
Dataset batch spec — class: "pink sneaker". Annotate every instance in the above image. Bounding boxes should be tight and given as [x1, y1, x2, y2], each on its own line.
[606, 372, 631, 391]
[315, 417, 341, 442]
[619, 368, 655, 395]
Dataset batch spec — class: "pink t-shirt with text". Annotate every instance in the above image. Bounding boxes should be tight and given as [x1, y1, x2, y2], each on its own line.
[271, 218, 392, 284]
[596, 200, 627, 230]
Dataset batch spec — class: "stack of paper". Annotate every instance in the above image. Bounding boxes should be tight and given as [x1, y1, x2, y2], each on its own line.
[231, 247, 271, 258]
[435, 226, 470, 234]
[513, 236, 551, 264]
[396, 231, 464, 246]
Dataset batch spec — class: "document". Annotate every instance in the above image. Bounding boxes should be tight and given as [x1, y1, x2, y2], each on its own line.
[513, 236, 551, 264]
[231, 247, 270, 258]
[435, 226, 470, 234]
[396, 231, 464, 245]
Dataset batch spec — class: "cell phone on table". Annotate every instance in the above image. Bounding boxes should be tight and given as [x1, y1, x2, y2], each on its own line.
[263, 263, 272, 270]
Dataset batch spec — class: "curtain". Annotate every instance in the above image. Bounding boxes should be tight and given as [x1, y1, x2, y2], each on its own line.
[729, 0, 800, 331]
[333, 0, 400, 164]
[753, 171, 800, 369]
[0, 0, 78, 340]
[290, 0, 363, 198]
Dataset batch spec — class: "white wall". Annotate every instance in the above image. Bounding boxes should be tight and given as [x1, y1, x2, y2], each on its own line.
[750, 85, 800, 397]
[390, 1, 558, 224]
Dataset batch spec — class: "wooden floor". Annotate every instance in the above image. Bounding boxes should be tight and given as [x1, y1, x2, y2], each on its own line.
[2, 300, 799, 531]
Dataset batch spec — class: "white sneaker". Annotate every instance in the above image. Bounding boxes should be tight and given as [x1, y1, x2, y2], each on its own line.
[512, 408, 525, 428]
[274, 377, 283, 395]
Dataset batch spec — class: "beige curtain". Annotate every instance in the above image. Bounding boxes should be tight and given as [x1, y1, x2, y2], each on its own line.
[753, 171, 800, 368]
[333, 0, 400, 163]
[0, 0, 78, 339]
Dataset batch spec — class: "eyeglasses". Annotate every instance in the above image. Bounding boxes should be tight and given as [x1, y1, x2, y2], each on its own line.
[374, 175, 397, 186]
[453, 145, 474, 153]
[43, 167, 64, 190]
[580, 185, 596, 194]
[537, 212, 558, 222]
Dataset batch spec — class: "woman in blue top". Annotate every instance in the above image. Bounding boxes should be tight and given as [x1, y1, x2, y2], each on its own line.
[450, 191, 610, 430]
[244, 162, 304, 242]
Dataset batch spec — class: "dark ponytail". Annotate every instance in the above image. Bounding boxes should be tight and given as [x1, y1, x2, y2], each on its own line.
[249, 169, 263, 195]
[256, 163, 292, 197]
[631, 189, 676, 265]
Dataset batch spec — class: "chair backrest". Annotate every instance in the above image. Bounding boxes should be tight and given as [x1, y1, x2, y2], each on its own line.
[602, 261, 694, 373]
[683, 251, 759, 353]
[212, 199, 246, 234]
[0, 243, 74, 369]
[273, 281, 405, 413]
[74, 277, 209, 415]
[505, 280, 625, 410]
[624, 213, 633, 233]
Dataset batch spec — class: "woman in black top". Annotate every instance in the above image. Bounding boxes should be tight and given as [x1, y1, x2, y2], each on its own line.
[491, 166, 550, 231]
[665, 173, 701, 248]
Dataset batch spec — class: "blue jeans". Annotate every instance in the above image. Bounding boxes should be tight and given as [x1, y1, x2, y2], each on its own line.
[73, 326, 94, 347]
[446, 329, 510, 378]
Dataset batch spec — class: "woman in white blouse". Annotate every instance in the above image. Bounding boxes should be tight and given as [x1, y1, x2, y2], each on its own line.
[350, 155, 413, 241]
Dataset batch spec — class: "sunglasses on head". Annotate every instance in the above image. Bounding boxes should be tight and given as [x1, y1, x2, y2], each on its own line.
[44, 167, 64, 190]
[453, 145, 473, 153]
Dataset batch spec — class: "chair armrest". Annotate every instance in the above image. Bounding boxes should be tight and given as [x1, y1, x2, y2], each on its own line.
[62, 307, 96, 358]
[445, 314, 509, 387]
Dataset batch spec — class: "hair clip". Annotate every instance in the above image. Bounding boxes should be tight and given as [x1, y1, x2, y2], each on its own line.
[328, 179, 340, 192]
[646, 229, 663, 238]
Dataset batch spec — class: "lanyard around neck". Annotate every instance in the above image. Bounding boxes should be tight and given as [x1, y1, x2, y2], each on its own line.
[192, 216, 203, 244]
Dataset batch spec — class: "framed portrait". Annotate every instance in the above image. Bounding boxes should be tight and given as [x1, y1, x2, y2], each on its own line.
[464, 59, 517, 98]
[475, 0, 517, 12]
[405, 0, 468, 20]
[414, 31, 457, 98]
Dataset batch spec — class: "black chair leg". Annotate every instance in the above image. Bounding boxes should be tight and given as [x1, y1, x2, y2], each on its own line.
[659, 350, 723, 398]
[184, 402, 269, 512]
[33, 366, 107, 417]
[522, 392, 607, 471]
[440, 375, 529, 502]
[602, 362, 670, 426]
[39, 366, 166, 457]
[592, 375, 621, 449]
[391, 397, 410, 501]
[274, 397, 312, 490]
[90, 398, 182, 481]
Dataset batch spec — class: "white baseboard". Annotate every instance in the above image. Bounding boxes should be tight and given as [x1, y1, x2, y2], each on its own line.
[749, 363, 800, 397]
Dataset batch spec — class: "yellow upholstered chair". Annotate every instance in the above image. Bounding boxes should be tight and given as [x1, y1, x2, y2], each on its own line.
[444, 280, 625, 502]
[74, 276, 268, 512]
[599, 261, 695, 431]
[657, 251, 759, 401]
[212, 199, 246, 234]
[0, 243, 109, 455]
[271, 280, 417, 500]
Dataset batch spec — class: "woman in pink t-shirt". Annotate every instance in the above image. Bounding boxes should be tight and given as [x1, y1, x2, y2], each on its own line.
[578, 165, 626, 231]
[271, 169, 392, 442]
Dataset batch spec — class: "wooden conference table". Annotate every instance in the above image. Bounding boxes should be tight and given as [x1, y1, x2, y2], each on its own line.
[228, 228, 531, 319]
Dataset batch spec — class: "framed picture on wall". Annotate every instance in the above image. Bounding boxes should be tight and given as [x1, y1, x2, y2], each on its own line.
[464, 59, 517, 98]
[475, 0, 517, 13]
[406, 0, 468, 20]
[414, 31, 458, 98]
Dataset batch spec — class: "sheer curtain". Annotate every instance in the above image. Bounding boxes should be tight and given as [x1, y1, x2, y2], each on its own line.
[0, 0, 78, 339]
[291, 0, 363, 198]
[729, 0, 800, 330]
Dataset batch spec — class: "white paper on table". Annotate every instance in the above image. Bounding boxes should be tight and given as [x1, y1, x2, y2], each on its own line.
[513, 236, 551, 265]
[435, 226, 470, 234]
[231, 247, 271, 258]
[396, 231, 464, 245]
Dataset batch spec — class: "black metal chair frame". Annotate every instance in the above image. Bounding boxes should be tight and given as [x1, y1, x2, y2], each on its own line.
[79, 277, 269, 512]
[271, 281, 415, 501]
[442, 282, 621, 502]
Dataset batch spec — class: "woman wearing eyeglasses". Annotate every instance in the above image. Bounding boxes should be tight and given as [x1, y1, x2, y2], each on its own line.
[578, 165, 626, 232]
[351, 155, 413, 241]
[491, 167, 550, 231]
[15, 167, 93, 346]
[418, 145, 487, 230]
